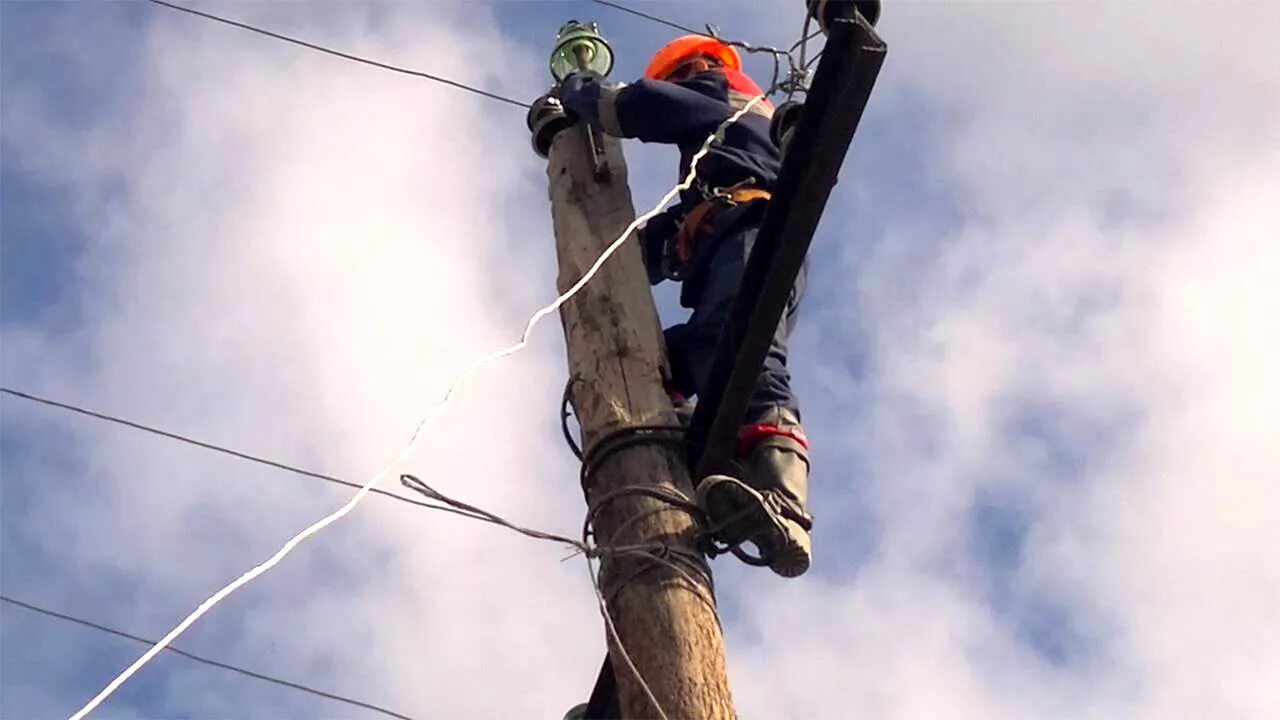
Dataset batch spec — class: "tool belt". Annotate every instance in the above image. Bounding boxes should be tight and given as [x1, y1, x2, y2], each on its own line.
[668, 182, 772, 277]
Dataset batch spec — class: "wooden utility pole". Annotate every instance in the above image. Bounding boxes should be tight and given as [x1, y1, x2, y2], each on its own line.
[543, 123, 735, 718]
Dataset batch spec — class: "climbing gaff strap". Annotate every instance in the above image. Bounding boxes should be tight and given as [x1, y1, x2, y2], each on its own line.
[685, 11, 887, 486]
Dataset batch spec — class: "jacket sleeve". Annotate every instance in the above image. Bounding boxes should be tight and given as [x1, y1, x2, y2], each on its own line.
[599, 77, 733, 145]
[638, 205, 685, 285]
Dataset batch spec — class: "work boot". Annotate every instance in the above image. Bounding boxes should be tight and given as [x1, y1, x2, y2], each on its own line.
[745, 434, 813, 577]
[696, 409, 814, 578]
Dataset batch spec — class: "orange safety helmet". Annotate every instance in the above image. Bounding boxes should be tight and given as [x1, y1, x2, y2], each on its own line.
[644, 35, 742, 81]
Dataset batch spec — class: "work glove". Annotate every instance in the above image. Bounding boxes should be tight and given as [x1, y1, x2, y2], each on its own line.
[638, 207, 684, 284]
[557, 71, 607, 127]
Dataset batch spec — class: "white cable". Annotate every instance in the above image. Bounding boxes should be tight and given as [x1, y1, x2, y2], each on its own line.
[69, 94, 765, 720]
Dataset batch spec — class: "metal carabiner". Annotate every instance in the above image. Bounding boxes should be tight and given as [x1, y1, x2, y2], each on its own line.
[701, 185, 739, 207]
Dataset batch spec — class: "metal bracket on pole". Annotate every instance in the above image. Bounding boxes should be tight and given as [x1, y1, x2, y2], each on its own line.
[685, 11, 887, 480]
[529, 93, 573, 158]
[528, 93, 612, 182]
[585, 125, 611, 181]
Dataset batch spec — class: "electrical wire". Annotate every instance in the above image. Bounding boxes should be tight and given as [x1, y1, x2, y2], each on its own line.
[66, 91, 770, 720]
[560, 376, 585, 462]
[146, 0, 529, 109]
[589, 1, 812, 98]
[589, 0, 819, 98]
[16, 4, 814, 720]
[805, 48, 825, 70]
[4, 384, 703, 720]
[148, 0, 811, 107]
[588, 0, 702, 36]
[0, 594, 414, 720]
[699, 23, 809, 98]
[0, 391, 675, 718]
[791, 14, 820, 98]
[791, 24, 822, 57]
[396, 470, 706, 720]
[400, 474, 584, 550]
[0, 387, 484, 522]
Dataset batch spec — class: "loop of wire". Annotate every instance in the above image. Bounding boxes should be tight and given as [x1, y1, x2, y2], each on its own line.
[704, 23, 816, 100]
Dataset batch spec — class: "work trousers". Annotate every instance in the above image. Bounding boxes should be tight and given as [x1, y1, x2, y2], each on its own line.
[664, 221, 806, 426]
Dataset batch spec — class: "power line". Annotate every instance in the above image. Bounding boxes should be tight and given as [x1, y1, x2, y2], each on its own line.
[3, 383, 637, 716]
[588, 0, 702, 36]
[148, 0, 769, 109]
[0, 387, 480, 522]
[146, 0, 529, 109]
[0, 593, 415, 720]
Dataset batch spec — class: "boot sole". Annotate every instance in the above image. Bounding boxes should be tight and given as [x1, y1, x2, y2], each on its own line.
[768, 516, 811, 578]
[697, 476, 812, 578]
[697, 475, 769, 546]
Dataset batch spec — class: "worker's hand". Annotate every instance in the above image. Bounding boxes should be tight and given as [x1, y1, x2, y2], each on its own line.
[642, 209, 681, 248]
[557, 71, 605, 125]
[639, 209, 685, 284]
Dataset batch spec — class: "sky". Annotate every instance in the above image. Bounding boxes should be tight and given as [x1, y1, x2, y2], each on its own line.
[2, 1, 1278, 718]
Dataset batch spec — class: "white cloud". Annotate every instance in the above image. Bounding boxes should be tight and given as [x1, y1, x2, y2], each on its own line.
[4, 3, 602, 717]
[728, 3, 1280, 719]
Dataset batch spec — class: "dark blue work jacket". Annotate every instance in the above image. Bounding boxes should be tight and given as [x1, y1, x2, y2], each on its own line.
[600, 69, 782, 303]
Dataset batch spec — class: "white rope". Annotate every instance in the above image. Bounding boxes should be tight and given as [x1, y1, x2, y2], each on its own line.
[69, 94, 765, 720]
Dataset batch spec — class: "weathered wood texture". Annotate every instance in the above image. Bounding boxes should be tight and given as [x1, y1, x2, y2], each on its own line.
[547, 126, 735, 719]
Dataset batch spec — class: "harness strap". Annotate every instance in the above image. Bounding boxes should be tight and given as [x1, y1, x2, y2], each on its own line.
[674, 184, 773, 267]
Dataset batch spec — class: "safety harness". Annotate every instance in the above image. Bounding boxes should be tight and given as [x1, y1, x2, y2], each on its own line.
[671, 180, 773, 274]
